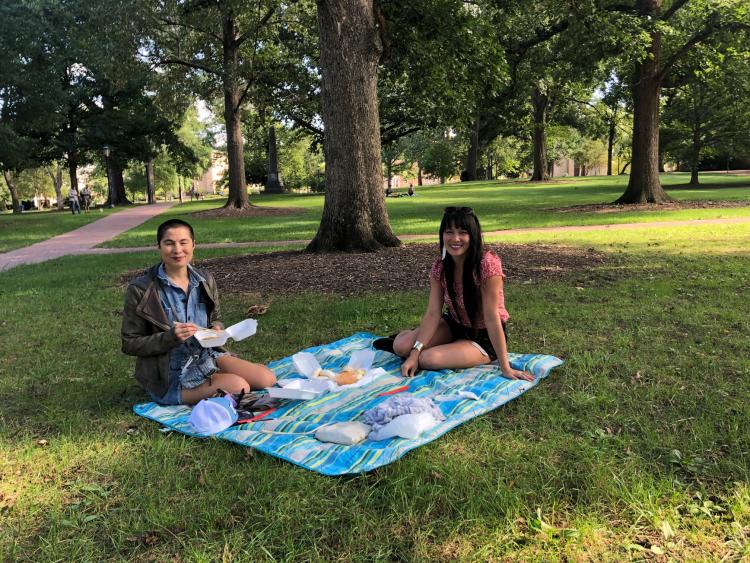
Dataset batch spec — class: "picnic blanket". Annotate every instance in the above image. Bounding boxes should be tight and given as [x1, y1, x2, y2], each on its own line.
[134, 332, 563, 476]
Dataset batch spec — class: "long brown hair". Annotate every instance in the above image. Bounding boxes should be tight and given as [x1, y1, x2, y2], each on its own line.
[439, 208, 484, 328]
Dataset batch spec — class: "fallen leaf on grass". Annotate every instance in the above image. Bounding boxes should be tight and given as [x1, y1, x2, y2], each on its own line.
[246, 304, 270, 316]
[661, 519, 675, 540]
[37, 439, 48, 446]
[127, 532, 160, 546]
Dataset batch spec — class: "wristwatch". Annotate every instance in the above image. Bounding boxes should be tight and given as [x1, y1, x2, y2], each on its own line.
[411, 340, 424, 353]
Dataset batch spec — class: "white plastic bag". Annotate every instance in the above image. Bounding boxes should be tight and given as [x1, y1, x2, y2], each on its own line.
[368, 412, 440, 441]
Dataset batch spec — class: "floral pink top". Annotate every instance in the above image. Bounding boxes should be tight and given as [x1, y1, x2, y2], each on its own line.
[430, 251, 509, 328]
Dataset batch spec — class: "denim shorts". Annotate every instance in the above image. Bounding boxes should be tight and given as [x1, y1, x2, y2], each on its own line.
[441, 313, 508, 362]
[149, 346, 228, 406]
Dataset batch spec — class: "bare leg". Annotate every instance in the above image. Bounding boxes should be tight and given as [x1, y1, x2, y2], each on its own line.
[393, 319, 453, 357]
[180, 372, 253, 405]
[215, 355, 276, 389]
[418, 340, 490, 371]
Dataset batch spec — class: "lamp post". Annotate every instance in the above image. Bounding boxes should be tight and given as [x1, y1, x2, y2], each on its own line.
[103, 145, 114, 208]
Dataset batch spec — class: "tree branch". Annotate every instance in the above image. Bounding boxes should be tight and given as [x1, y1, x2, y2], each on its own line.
[236, 79, 254, 110]
[659, 20, 750, 81]
[155, 15, 222, 41]
[236, 7, 276, 47]
[284, 112, 324, 137]
[153, 58, 220, 76]
[661, 0, 690, 21]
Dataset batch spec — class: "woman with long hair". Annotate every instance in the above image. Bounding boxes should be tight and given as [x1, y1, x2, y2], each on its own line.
[382, 207, 532, 380]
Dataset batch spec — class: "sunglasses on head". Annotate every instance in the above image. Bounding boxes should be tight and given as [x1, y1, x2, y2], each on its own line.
[444, 206, 474, 214]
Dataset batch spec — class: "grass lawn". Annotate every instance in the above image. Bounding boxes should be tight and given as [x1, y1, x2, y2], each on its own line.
[99, 172, 750, 248]
[1, 217, 748, 559]
[0, 207, 122, 254]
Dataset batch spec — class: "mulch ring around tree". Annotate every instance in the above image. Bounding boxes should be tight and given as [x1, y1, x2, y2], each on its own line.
[191, 205, 306, 218]
[550, 199, 750, 214]
[193, 243, 608, 298]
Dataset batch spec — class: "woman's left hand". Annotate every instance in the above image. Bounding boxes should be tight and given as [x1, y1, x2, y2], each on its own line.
[501, 367, 534, 381]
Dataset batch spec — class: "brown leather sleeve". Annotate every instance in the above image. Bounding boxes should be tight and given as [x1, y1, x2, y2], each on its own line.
[121, 284, 180, 357]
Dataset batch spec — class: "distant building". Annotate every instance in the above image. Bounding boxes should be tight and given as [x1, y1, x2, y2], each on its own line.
[193, 152, 228, 195]
[552, 158, 606, 178]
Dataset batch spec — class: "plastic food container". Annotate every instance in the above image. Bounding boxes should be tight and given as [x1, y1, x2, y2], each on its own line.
[195, 318, 258, 348]
[266, 379, 332, 401]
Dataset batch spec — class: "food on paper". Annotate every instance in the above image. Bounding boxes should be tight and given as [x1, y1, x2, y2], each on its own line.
[335, 368, 365, 386]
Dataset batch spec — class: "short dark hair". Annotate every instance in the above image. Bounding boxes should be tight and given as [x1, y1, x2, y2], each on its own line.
[157, 219, 195, 245]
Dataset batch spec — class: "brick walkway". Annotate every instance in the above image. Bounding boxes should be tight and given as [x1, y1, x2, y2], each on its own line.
[0, 203, 175, 272]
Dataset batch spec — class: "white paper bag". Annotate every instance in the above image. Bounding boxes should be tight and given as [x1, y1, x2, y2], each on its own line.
[368, 412, 440, 441]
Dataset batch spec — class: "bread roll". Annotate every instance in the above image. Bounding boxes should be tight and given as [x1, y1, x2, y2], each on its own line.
[336, 369, 364, 385]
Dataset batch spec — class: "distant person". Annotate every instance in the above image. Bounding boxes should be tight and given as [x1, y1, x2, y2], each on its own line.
[68, 187, 81, 214]
[408, 183, 415, 197]
[80, 185, 92, 212]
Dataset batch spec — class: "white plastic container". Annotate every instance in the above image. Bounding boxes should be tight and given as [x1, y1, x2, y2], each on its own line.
[266, 378, 332, 400]
[195, 318, 258, 348]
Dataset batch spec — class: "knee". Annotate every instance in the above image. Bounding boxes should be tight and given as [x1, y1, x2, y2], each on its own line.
[215, 373, 250, 394]
[256, 365, 276, 388]
[393, 331, 415, 357]
[418, 349, 441, 370]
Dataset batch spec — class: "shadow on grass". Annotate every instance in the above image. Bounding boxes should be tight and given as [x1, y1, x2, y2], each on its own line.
[666, 181, 750, 190]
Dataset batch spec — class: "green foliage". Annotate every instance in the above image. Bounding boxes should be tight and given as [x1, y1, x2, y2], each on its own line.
[422, 137, 460, 182]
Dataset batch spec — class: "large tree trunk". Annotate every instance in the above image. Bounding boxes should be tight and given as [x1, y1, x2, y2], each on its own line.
[146, 160, 156, 204]
[607, 115, 616, 176]
[46, 163, 64, 210]
[307, 0, 400, 252]
[67, 152, 79, 192]
[531, 85, 549, 182]
[111, 161, 129, 205]
[3, 171, 22, 214]
[265, 126, 284, 194]
[222, 15, 250, 209]
[616, 1, 671, 203]
[689, 124, 700, 185]
[689, 93, 701, 185]
[465, 118, 479, 181]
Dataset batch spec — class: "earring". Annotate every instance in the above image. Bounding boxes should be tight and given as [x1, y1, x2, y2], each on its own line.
[441, 246, 446, 260]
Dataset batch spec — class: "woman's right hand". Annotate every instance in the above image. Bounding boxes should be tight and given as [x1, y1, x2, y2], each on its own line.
[401, 353, 420, 378]
[173, 322, 199, 342]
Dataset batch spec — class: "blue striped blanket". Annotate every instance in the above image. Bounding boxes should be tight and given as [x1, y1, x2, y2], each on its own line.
[134, 332, 563, 476]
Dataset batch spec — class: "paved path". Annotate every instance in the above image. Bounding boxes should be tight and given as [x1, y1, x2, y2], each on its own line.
[88, 215, 750, 255]
[2, 211, 749, 271]
[0, 203, 175, 272]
